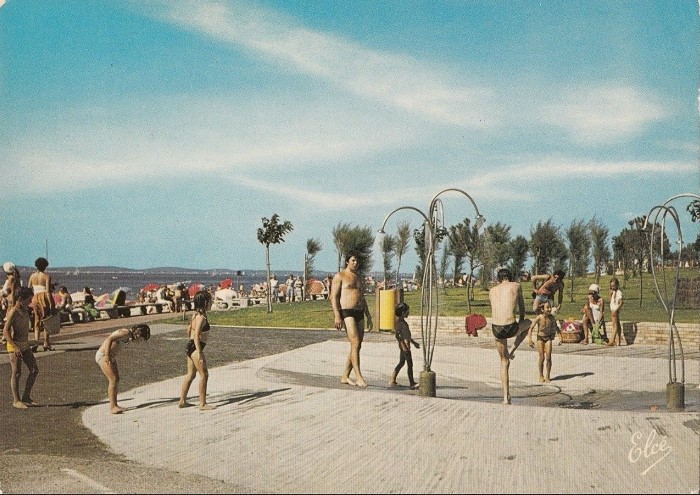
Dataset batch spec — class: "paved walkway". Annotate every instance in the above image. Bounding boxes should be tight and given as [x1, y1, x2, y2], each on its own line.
[78, 323, 699, 494]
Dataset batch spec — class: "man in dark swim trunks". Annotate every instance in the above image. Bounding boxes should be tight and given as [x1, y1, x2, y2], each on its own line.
[331, 251, 373, 388]
[488, 268, 529, 404]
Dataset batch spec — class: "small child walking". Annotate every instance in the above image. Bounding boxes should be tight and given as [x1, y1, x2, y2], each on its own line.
[389, 303, 420, 389]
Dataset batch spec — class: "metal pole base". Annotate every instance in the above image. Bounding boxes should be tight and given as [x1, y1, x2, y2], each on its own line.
[666, 382, 685, 411]
[419, 370, 436, 397]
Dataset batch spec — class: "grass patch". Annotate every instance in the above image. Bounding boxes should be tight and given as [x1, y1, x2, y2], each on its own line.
[161, 270, 699, 327]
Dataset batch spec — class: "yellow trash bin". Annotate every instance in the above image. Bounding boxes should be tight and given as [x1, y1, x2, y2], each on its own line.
[379, 289, 396, 331]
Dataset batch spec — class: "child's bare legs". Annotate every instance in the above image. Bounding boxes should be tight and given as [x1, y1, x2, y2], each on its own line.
[536, 340, 546, 383]
[495, 339, 511, 404]
[581, 306, 593, 344]
[543, 340, 553, 382]
[99, 357, 124, 414]
[608, 312, 622, 346]
[10, 351, 39, 408]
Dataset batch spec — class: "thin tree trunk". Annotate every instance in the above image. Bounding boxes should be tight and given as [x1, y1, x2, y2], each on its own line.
[266, 246, 272, 313]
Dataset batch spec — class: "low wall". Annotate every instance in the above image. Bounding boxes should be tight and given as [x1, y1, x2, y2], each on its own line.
[405, 316, 700, 348]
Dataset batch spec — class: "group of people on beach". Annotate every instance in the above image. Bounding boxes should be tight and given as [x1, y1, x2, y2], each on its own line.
[4, 252, 627, 413]
[1, 257, 215, 414]
[488, 268, 624, 404]
[330, 252, 626, 406]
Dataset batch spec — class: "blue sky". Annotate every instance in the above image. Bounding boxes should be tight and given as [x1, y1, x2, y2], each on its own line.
[1, 0, 698, 275]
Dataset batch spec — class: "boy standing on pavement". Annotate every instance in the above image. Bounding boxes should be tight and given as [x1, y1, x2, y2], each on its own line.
[3, 287, 39, 409]
[489, 268, 529, 404]
[331, 251, 373, 388]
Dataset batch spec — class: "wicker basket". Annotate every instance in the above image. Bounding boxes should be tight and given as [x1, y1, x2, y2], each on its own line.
[560, 320, 582, 344]
[560, 331, 582, 344]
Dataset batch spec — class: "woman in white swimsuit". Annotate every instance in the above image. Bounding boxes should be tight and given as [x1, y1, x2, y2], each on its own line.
[95, 324, 151, 414]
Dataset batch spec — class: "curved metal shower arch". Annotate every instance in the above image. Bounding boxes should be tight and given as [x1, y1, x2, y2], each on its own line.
[643, 192, 700, 386]
[378, 188, 484, 373]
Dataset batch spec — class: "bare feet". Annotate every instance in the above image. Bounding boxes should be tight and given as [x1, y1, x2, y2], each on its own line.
[110, 406, 125, 414]
[340, 377, 357, 386]
[388, 380, 397, 387]
[538, 376, 545, 383]
[22, 398, 38, 407]
[410, 383, 419, 390]
[13, 401, 28, 409]
[199, 404, 216, 411]
[355, 379, 368, 388]
[581, 340, 588, 345]
[178, 401, 193, 408]
[544, 378, 551, 383]
[502, 397, 511, 405]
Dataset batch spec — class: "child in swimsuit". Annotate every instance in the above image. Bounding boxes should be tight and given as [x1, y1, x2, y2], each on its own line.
[389, 303, 420, 389]
[95, 324, 151, 414]
[527, 302, 560, 383]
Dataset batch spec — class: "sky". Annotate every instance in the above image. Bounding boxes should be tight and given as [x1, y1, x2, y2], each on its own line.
[0, 0, 698, 276]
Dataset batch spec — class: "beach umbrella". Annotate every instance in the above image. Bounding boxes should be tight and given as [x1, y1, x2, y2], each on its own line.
[95, 293, 111, 308]
[214, 288, 237, 302]
[307, 278, 325, 295]
[219, 278, 233, 289]
[188, 283, 205, 298]
[141, 283, 160, 293]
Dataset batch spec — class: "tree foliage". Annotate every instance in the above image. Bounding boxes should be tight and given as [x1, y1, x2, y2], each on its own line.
[305, 237, 322, 281]
[380, 233, 396, 287]
[480, 222, 511, 289]
[256, 214, 293, 313]
[393, 221, 411, 287]
[529, 219, 566, 275]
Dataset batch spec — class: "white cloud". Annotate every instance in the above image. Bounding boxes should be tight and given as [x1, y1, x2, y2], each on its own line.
[538, 85, 668, 143]
[142, 0, 497, 128]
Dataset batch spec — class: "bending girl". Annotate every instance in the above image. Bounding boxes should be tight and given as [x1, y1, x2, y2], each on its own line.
[96, 324, 151, 414]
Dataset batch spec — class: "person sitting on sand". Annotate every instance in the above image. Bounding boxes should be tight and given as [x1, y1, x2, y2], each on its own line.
[95, 324, 151, 414]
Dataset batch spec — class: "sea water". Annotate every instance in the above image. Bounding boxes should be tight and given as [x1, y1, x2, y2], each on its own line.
[44, 268, 309, 301]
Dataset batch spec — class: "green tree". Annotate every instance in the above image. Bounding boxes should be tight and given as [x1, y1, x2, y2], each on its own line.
[446, 218, 483, 308]
[340, 224, 375, 283]
[438, 244, 451, 292]
[566, 220, 591, 302]
[257, 214, 293, 313]
[529, 219, 565, 275]
[393, 221, 411, 287]
[590, 217, 610, 284]
[413, 223, 447, 287]
[304, 238, 322, 299]
[380, 233, 396, 287]
[332, 223, 352, 272]
[446, 225, 466, 286]
[507, 235, 529, 282]
[480, 222, 511, 289]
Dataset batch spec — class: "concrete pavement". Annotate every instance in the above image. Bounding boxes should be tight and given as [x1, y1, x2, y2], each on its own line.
[80, 323, 699, 494]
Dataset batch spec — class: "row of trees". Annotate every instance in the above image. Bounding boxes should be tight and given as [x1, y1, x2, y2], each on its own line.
[257, 200, 700, 313]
